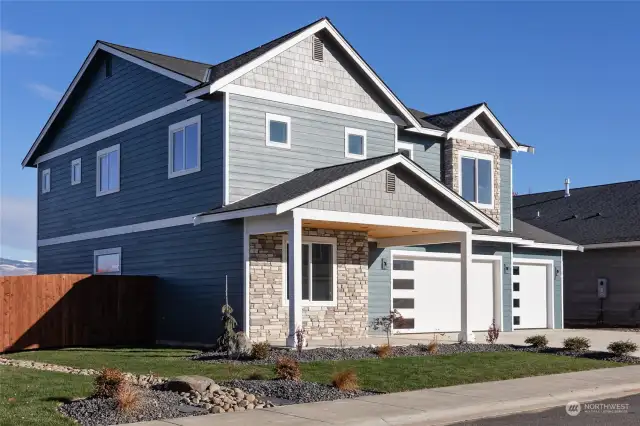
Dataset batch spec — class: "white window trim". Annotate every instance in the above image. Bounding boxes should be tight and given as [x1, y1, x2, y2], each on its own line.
[344, 127, 367, 159]
[265, 113, 292, 149]
[395, 141, 414, 160]
[96, 144, 120, 197]
[457, 150, 494, 209]
[41, 168, 51, 194]
[281, 235, 338, 307]
[168, 115, 202, 178]
[93, 247, 122, 275]
[71, 158, 82, 185]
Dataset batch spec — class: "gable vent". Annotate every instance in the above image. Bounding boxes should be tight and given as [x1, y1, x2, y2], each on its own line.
[386, 172, 396, 193]
[312, 36, 324, 62]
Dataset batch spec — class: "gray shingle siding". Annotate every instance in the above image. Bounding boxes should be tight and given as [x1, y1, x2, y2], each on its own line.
[45, 53, 190, 153]
[396, 131, 441, 180]
[228, 94, 396, 202]
[513, 247, 563, 329]
[38, 99, 223, 239]
[500, 149, 512, 231]
[37, 220, 244, 344]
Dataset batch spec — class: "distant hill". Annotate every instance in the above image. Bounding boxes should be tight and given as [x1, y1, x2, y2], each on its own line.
[0, 258, 36, 276]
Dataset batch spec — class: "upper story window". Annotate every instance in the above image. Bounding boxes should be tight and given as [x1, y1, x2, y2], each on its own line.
[168, 115, 201, 178]
[458, 150, 493, 208]
[265, 113, 291, 149]
[41, 168, 51, 194]
[96, 144, 120, 197]
[71, 158, 82, 185]
[345, 127, 367, 159]
[94, 247, 121, 275]
[396, 141, 414, 160]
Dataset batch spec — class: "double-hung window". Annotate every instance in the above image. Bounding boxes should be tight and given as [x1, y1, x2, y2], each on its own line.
[345, 127, 367, 159]
[96, 145, 120, 196]
[265, 113, 291, 149]
[459, 150, 493, 208]
[94, 247, 121, 275]
[168, 115, 201, 178]
[283, 236, 337, 306]
[71, 158, 82, 185]
[41, 168, 51, 194]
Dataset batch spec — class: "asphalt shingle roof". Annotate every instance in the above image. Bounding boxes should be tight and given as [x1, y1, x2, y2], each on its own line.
[474, 219, 579, 246]
[419, 103, 484, 131]
[514, 180, 640, 245]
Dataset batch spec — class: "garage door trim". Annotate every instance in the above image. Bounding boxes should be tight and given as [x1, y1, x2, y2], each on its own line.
[512, 258, 555, 329]
[390, 250, 503, 333]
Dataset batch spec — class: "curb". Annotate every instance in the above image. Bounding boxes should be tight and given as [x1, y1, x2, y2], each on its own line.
[342, 383, 640, 426]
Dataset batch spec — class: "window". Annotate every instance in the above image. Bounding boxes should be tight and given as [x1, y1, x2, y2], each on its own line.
[513, 316, 520, 326]
[513, 266, 520, 275]
[265, 113, 291, 149]
[513, 298, 520, 308]
[396, 141, 414, 160]
[71, 158, 82, 185]
[393, 279, 414, 290]
[96, 144, 120, 196]
[513, 282, 520, 292]
[283, 236, 337, 305]
[345, 128, 367, 159]
[41, 168, 51, 194]
[168, 115, 201, 178]
[94, 248, 121, 275]
[459, 151, 493, 208]
[393, 298, 415, 309]
[394, 318, 415, 329]
[392, 259, 414, 271]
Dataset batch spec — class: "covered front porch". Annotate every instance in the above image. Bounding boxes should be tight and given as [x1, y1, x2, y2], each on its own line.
[244, 208, 476, 347]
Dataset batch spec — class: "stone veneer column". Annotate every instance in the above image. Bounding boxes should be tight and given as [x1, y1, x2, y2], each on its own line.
[248, 228, 368, 342]
[443, 138, 501, 223]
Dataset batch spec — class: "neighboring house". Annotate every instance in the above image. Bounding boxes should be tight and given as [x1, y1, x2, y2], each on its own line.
[22, 17, 580, 346]
[515, 180, 640, 327]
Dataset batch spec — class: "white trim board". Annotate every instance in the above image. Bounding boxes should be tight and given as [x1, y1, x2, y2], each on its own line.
[446, 104, 519, 150]
[33, 98, 203, 165]
[223, 91, 230, 205]
[22, 42, 201, 167]
[583, 241, 640, 250]
[221, 84, 398, 124]
[519, 242, 582, 252]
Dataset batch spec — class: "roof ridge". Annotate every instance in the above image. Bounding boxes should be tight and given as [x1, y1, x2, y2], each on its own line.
[515, 179, 640, 197]
[99, 41, 214, 67]
[312, 152, 400, 172]
[423, 102, 485, 119]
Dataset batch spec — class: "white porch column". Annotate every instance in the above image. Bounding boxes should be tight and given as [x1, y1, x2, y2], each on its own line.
[286, 212, 303, 347]
[458, 230, 475, 343]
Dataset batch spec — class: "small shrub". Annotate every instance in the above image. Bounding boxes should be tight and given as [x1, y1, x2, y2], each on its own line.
[247, 371, 267, 380]
[485, 319, 500, 344]
[426, 340, 438, 354]
[563, 336, 591, 351]
[94, 368, 125, 398]
[275, 356, 301, 381]
[115, 383, 141, 413]
[376, 343, 392, 358]
[251, 341, 271, 360]
[332, 369, 358, 391]
[371, 309, 403, 347]
[607, 340, 638, 356]
[524, 334, 549, 348]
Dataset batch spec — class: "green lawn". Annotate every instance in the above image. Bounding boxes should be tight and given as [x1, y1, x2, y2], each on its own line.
[6, 348, 624, 393]
[0, 365, 93, 426]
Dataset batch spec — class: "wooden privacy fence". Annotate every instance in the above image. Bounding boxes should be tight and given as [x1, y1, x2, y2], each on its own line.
[1, 274, 155, 353]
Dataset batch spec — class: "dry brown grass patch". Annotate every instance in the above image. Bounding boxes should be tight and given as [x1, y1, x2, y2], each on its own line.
[94, 368, 125, 398]
[376, 343, 392, 358]
[331, 369, 359, 391]
[115, 383, 141, 413]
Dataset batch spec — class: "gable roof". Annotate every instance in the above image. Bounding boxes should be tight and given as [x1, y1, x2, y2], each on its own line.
[196, 153, 500, 231]
[514, 180, 640, 246]
[475, 218, 579, 247]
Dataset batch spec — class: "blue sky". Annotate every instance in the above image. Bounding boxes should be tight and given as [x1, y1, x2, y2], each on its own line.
[1, 1, 639, 261]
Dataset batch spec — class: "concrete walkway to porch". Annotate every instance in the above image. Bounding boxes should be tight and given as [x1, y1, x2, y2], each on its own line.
[130, 364, 640, 426]
[273, 328, 640, 357]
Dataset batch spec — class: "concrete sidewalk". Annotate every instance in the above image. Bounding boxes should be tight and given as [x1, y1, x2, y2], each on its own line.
[130, 365, 640, 426]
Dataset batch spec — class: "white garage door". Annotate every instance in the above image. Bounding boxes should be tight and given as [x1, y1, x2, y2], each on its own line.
[512, 262, 550, 329]
[391, 254, 498, 333]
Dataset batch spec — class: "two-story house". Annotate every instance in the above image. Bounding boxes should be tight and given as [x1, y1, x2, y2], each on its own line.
[22, 17, 581, 347]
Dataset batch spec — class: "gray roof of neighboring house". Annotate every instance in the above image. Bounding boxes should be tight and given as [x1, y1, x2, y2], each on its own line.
[514, 180, 640, 245]
[474, 219, 579, 246]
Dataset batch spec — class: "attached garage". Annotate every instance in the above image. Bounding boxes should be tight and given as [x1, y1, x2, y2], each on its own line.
[390, 251, 502, 333]
[512, 259, 554, 329]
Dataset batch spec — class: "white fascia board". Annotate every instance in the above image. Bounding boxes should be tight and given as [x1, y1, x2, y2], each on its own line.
[22, 43, 202, 168]
[377, 232, 462, 248]
[276, 155, 500, 231]
[472, 234, 533, 244]
[194, 206, 278, 225]
[518, 242, 583, 252]
[34, 98, 203, 165]
[446, 104, 519, 150]
[404, 127, 445, 138]
[583, 241, 640, 250]
[517, 145, 535, 153]
[293, 208, 470, 233]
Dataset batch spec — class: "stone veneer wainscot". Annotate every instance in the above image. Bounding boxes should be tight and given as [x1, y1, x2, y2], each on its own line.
[248, 228, 368, 342]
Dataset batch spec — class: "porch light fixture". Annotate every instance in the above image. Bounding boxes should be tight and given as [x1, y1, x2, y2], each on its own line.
[381, 258, 388, 270]
[504, 263, 510, 274]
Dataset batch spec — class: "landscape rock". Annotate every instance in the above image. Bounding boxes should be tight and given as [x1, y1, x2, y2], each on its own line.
[166, 375, 218, 393]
